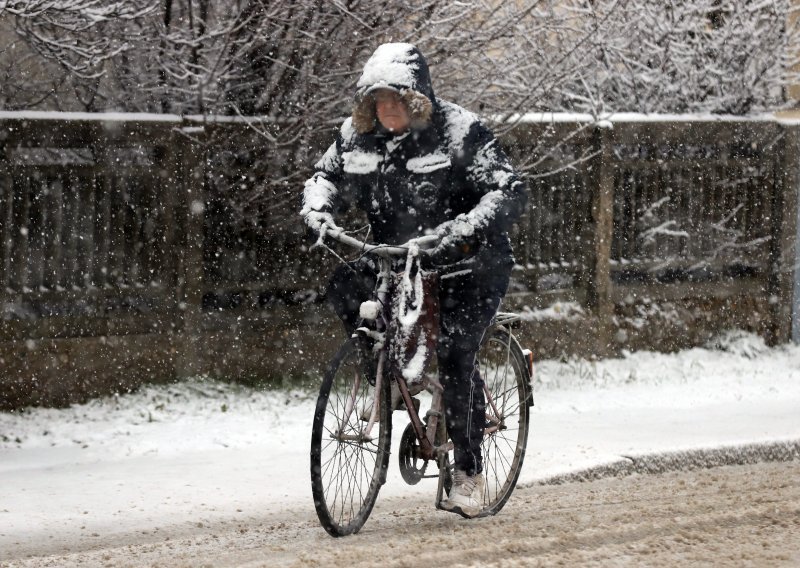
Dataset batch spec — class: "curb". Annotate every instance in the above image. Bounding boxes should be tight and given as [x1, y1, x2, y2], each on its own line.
[524, 439, 800, 487]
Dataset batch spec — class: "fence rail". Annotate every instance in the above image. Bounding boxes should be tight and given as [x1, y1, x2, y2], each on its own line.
[0, 112, 797, 408]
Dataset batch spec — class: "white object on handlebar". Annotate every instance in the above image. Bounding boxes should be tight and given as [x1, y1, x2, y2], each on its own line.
[359, 300, 381, 321]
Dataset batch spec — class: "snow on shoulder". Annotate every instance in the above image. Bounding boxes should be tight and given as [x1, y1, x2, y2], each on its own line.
[339, 116, 357, 141]
[440, 99, 479, 148]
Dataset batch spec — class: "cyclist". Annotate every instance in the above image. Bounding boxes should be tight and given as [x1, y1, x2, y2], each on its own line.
[301, 43, 527, 518]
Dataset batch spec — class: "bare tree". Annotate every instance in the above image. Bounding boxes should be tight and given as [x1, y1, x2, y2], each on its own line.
[0, 1, 157, 109]
[4, 1, 796, 116]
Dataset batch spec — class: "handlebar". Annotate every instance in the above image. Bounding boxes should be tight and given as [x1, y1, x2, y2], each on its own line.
[322, 225, 439, 258]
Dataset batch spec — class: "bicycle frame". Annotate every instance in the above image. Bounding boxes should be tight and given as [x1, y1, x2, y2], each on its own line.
[323, 226, 522, 463]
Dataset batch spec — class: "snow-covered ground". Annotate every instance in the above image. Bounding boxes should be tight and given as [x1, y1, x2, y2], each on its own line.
[1, 330, 799, 560]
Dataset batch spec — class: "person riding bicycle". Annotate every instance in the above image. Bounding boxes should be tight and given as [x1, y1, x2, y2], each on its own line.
[301, 43, 527, 518]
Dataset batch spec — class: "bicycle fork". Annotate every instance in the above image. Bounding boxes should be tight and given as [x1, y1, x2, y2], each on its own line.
[422, 376, 453, 509]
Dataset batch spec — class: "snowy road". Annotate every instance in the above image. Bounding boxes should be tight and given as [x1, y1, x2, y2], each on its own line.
[4, 461, 799, 567]
[1, 331, 800, 565]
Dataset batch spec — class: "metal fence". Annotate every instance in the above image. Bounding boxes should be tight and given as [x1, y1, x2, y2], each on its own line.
[1, 112, 797, 408]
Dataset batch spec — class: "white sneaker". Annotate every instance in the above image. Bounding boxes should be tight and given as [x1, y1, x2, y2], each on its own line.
[440, 470, 485, 518]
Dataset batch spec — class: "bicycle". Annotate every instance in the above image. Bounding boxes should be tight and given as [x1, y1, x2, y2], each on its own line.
[309, 227, 534, 537]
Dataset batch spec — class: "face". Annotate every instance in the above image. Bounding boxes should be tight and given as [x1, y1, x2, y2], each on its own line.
[373, 89, 411, 133]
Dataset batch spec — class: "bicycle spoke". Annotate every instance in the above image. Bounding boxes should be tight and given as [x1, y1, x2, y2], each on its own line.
[488, 437, 515, 473]
[492, 435, 519, 462]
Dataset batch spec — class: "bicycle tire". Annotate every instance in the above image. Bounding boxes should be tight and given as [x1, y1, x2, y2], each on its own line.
[475, 327, 532, 516]
[310, 336, 392, 536]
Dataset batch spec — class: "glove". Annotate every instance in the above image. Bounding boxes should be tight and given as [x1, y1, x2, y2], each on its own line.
[304, 211, 338, 234]
[427, 215, 482, 266]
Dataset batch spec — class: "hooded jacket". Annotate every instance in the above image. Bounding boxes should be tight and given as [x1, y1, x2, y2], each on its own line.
[301, 43, 527, 266]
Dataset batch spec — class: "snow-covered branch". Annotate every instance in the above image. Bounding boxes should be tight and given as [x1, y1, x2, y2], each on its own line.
[2, 0, 157, 79]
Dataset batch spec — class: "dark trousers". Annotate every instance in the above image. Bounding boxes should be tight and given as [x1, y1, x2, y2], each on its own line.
[327, 254, 512, 476]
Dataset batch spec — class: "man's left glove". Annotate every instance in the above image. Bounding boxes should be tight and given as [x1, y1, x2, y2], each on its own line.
[304, 211, 338, 234]
[427, 215, 482, 266]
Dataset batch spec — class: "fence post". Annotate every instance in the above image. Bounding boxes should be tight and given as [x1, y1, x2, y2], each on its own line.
[0, 131, 8, 305]
[174, 125, 207, 376]
[792, 124, 800, 344]
[585, 124, 615, 354]
[773, 122, 800, 345]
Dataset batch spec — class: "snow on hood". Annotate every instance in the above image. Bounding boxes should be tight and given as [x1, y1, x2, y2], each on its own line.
[355, 43, 435, 102]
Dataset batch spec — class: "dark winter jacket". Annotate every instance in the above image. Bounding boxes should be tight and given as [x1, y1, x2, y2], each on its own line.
[301, 43, 527, 267]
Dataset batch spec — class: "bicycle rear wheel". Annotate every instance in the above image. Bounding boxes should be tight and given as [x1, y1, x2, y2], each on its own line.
[475, 327, 532, 516]
[310, 337, 392, 536]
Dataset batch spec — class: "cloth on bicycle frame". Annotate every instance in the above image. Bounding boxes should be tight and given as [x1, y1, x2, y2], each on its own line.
[327, 256, 513, 477]
[300, 43, 527, 267]
[387, 249, 440, 385]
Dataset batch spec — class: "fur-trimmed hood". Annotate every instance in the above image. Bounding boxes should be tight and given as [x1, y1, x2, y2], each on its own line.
[352, 43, 434, 134]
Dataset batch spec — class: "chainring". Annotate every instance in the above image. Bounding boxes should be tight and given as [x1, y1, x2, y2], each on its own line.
[398, 422, 428, 485]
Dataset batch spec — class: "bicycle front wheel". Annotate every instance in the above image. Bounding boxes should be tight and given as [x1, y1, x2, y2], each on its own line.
[476, 327, 532, 516]
[310, 336, 392, 536]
